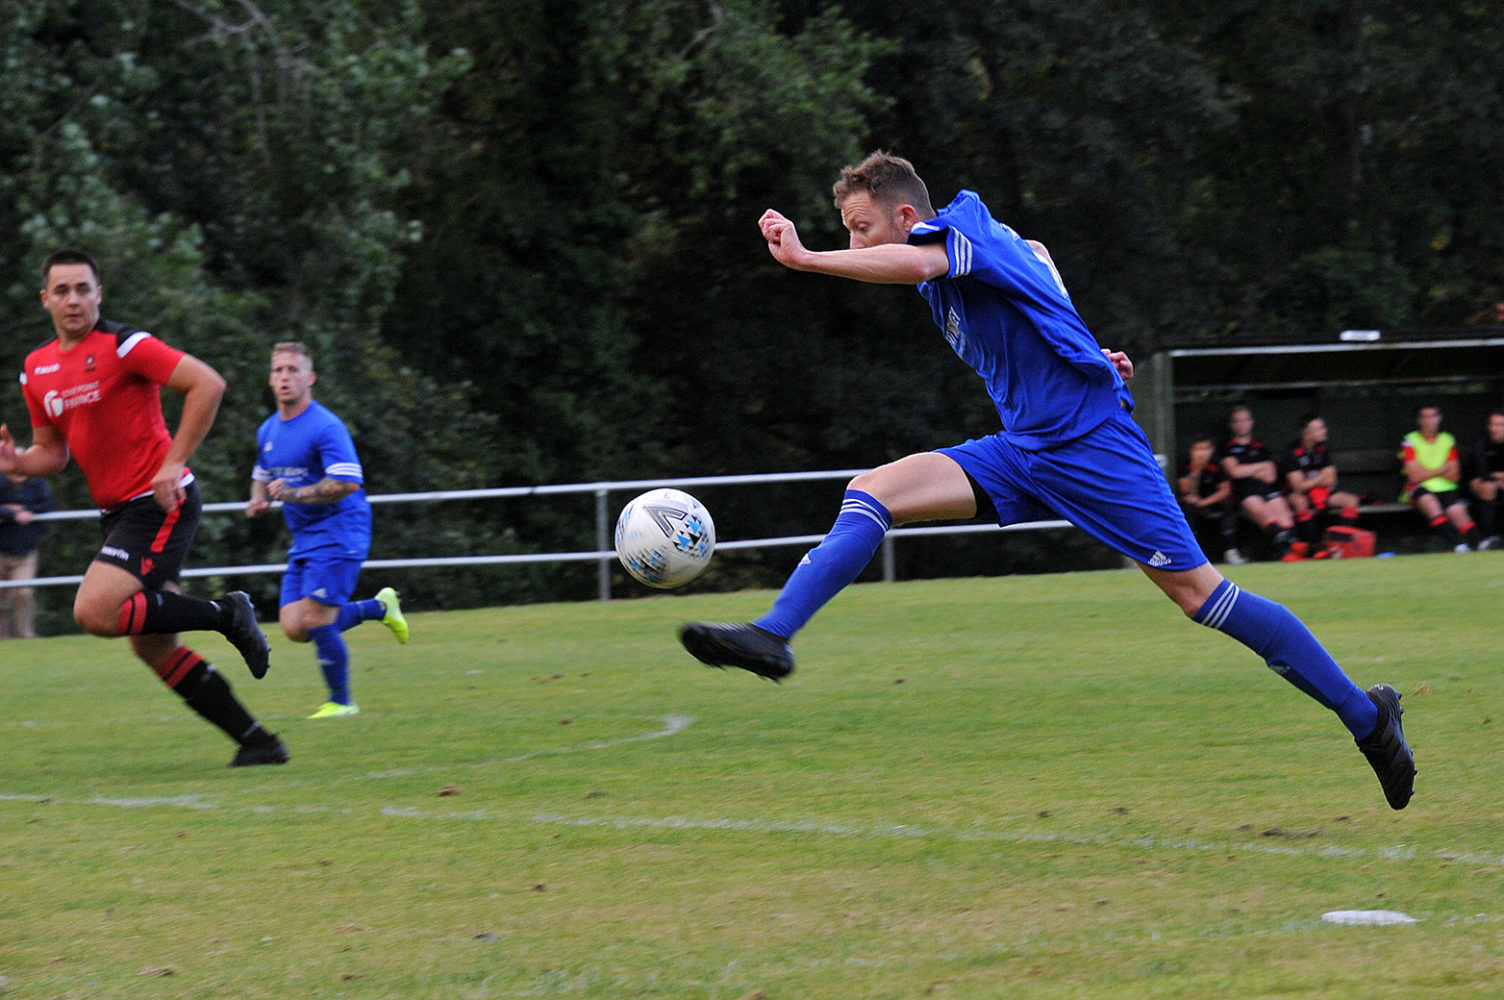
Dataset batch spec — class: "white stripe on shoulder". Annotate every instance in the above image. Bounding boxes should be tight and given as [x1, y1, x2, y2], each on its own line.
[951, 230, 973, 276]
[1029, 243, 1068, 295]
[116, 331, 154, 357]
[326, 462, 363, 478]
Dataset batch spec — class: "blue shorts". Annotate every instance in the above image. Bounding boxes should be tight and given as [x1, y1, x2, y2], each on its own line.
[280, 553, 363, 608]
[937, 409, 1208, 572]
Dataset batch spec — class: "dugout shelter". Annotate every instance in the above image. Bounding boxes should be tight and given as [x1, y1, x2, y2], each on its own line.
[1133, 326, 1504, 531]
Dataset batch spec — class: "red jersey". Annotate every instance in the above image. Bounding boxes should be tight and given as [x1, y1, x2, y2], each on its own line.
[21, 319, 188, 510]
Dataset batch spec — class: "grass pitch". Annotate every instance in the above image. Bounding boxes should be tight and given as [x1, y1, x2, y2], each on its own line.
[3, 554, 1503, 998]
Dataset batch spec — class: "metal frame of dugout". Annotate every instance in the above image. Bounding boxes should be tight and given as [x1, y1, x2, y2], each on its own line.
[1132, 326, 1504, 550]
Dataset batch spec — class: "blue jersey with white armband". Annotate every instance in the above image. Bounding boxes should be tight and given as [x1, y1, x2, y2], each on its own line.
[254, 400, 371, 558]
[909, 190, 1132, 450]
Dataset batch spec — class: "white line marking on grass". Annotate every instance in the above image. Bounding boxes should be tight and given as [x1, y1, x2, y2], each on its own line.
[87, 794, 219, 810]
[7, 782, 1500, 880]
[512, 813, 1459, 870]
[359, 713, 697, 779]
[1321, 910, 1419, 926]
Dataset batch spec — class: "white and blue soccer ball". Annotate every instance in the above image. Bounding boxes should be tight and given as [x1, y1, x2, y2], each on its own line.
[614, 488, 715, 589]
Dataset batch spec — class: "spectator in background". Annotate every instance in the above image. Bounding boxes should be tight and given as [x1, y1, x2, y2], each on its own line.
[1282, 414, 1361, 557]
[1401, 403, 1482, 552]
[1467, 409, 1504, 550]
[0, 470, 50, 639]
[1177, 433, 1242, 564]
[1217, 406, 1297, 560]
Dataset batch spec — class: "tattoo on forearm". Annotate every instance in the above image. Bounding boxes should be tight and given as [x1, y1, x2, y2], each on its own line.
[296, 478, 349, 503]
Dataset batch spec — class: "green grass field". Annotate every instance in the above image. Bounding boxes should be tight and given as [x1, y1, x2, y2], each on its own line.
[3, 554, 1503, 999]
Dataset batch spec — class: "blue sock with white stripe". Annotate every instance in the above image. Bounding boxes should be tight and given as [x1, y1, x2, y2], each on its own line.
[308, 623, 352, 705]
[336, 598, 384, 632]
[754, 490, 892, 640]
[1193, 578, 1377, 737]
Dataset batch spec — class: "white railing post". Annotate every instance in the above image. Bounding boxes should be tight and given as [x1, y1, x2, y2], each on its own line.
[596, 486, 612, 601]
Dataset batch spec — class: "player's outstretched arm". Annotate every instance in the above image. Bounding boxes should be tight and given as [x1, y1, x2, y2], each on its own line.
[758, 209, 947, 285]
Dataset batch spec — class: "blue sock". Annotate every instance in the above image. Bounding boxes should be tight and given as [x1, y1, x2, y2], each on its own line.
[755, 490, 892, 639]
[1194, 579, 1377, 738]
[335, 598, 384, 633]
[308, 623, 352, 705]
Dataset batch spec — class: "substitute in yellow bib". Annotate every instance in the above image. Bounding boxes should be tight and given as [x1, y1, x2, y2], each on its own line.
[1401, 403, 1482, 551]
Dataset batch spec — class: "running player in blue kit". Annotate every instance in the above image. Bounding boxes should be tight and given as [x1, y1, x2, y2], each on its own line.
[680, 152, 1416, 810]
[246, 342, 408, 718]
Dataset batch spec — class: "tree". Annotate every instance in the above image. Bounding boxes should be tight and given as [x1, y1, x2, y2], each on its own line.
[0, 1, 506, 616]
[1153, 0, 1504, 333]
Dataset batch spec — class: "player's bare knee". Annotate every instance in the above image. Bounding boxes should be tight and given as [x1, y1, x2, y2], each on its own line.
[279, 605, 322, 642]
[278, 615, 311, 643]
[1155, 585, 1204, 618]
[73, 609, 111, 636]
[72, 599, 119, 637]
[1145, 564, 1222, 619]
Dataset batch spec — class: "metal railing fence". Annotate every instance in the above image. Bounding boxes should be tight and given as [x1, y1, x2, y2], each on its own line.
[4, 469, 1076, 599]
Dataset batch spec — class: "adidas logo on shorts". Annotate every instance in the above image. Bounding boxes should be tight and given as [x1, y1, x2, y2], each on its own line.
[1147, 550, 1171, 568]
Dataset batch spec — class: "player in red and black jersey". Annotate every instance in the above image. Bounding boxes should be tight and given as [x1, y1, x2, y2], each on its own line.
[0, 249, 286, 767]
[1176, 433, 1241, 563]
[1281, 414, 1361, 555]
[1215, 406, 1297, 559]
[1468, 410, 1504, 548]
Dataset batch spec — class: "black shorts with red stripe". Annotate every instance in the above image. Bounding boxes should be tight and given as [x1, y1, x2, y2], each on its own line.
[96, 482, 203, 591]
[1231, 478, 1283, 502]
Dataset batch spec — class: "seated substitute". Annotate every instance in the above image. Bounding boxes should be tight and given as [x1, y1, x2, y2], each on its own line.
[1217, 406, 1297, 560]
[1177, 433, 1242, 564]
[1401, 403, 1482, 552]
[1281, 414, 1360, 557]
[1467, 409, 1504, 549]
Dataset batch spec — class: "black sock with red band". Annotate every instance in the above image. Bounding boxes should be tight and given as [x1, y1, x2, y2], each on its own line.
[117, 591, 232, 637]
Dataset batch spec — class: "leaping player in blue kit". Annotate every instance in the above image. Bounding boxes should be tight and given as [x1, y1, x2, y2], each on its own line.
[246, 342, 409, 719]
[679, 151, 1416, 810]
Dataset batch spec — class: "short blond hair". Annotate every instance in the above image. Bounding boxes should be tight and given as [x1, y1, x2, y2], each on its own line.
[271, 341, 314, 367]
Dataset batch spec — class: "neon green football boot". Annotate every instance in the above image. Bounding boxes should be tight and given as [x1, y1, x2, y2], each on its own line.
[308, 701, 361, 720]
[375, 586, 409, 645]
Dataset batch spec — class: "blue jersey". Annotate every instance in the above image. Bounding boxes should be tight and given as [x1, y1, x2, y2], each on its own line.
[909, 190, 1132, 450]
[254, 400, 371, 558]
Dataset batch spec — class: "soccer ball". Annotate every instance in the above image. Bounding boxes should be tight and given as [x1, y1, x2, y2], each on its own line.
[614, 488, 715, 589]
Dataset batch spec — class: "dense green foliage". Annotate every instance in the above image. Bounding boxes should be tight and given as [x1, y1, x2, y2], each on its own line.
[2, 0, 1500, 613]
